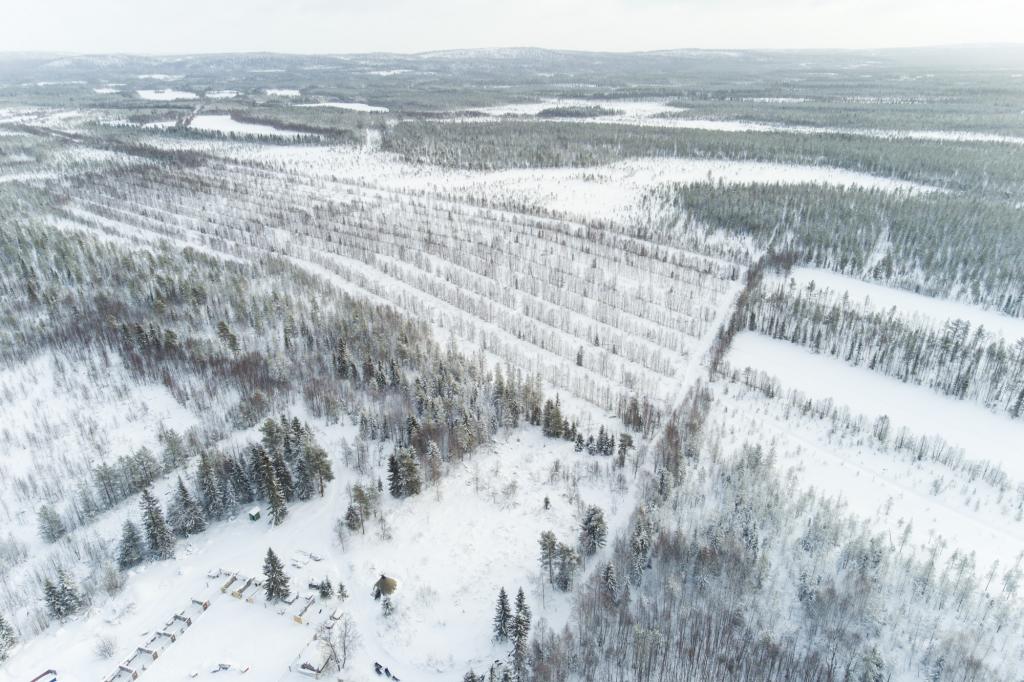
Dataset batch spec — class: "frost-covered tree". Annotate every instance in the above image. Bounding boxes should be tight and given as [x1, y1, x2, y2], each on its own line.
[0, 613, 16, 662]
[539, 531, 558, 584]
[387, 454, 402, 498]
[266, 474, 289, 526]
[262, 547, 290, 601]
[579, 505, 608, 558]
[196, 452, 222, 519]
[554, 543, 579, 592]
[37, 504, 67, 543]
[493, 587, 512, 642]
[139, 487, 175, 560]
[44, 569, 82, 620]
[168, 477, 206, 537]
[116, 519, 145, 571]
[600, 561, 619, 606]
[511, 588, 531, 675]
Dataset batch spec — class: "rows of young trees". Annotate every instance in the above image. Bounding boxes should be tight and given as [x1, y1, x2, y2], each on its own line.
[0, 189, 581, 639]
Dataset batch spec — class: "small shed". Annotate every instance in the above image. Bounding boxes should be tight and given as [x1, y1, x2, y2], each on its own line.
[248, 507, 261, 522]
[372, 574, 398, 600]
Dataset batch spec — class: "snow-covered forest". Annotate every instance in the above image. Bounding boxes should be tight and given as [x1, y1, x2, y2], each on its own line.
[0, 47, 1022, 682]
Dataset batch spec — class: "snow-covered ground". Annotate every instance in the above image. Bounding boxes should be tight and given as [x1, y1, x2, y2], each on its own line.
[780, 267, 1024, 342]
[265, 89, 301, 97]
[136, 89, 197, 101]
[712, 378, 1024, 578]
[456, 99, 1024, 145]
[189, 114, 311, 139]
[2, 423, 642, 682]
[205, 89, 239, 99]
[726, 331, 1024, 480]
[296, 102, 389, 112]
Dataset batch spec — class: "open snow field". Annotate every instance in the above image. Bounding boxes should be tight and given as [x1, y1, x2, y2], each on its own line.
[780, 267, 1024, 342]
[726, 331, 1024, 480]
[711, 378, 1024, 576]
[462, 98, 1024, 145]
[188, 114, 311, 139]
[136, 89, 198, 101]
[296, 102, 389, 112]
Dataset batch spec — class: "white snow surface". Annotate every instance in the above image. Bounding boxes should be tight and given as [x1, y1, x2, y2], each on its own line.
[137, 89, 198, 101]
[781, 267, 1024, 343]
[205, 89, 240, 99]
[265, 88, 301, 97]
[295, 102, 389, 112]
[726, 331, 1024, 480]
[189, 114, 311, 139]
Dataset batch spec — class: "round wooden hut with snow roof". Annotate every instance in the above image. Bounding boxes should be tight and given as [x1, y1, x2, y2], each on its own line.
[372, 574, 398, 600]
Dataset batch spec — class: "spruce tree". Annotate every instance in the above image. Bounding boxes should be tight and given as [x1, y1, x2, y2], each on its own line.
[492, 587, 511, 643]
[399, 451, 421, 497]
[511, 588, 531, 676]
[266, 473, 289, 526]
[196, 452, 222, 519]
[262, 547, 290, 601]
[578, 505, 608, 558]
[117, 519, 145, 570]
[600, 561, 618, 606]
[0, 613, 15, 662]
[139, 487, 175, 560]
[387, 454, 403, 498]
[344, 504, 363, 533]
[271, 451, 295, 501]
[168, 477, 206, 537]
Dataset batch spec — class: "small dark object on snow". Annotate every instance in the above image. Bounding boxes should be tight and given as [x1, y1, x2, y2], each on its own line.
[385, 668, 392, 678]
[374, 662, 383, 675]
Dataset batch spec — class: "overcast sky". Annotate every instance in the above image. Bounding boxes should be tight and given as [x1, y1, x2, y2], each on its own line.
[4, 0, 1023, 54]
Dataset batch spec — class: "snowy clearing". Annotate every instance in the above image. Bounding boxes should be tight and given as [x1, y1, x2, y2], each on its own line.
[780, 267, 1024, 342]
[265, 88, 301, 97]
[295, 102, 389, 112]
[189, 114, 311, 139]
[136, 89, 197, 101]
[726, 331, 1024, 480]
[205, 89, 239, 99]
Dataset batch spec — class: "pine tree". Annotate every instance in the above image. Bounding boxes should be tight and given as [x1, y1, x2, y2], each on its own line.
[538, 531, 558, 584]
[117, 519, 145, 571]
[37, 504, 67, 543]
[0, 613, 15, 662]
[492, 587, 512, 643]
[168, 477, 206, 537]
[139, 488, 175, 560]
[305, 444, 334, 496]
[317, 578, 334, 599]
[554, 543, 579, 592]
[511, 588, 531, 676]
[262, 547, 290, 601]
[578, 505, 608, 558]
